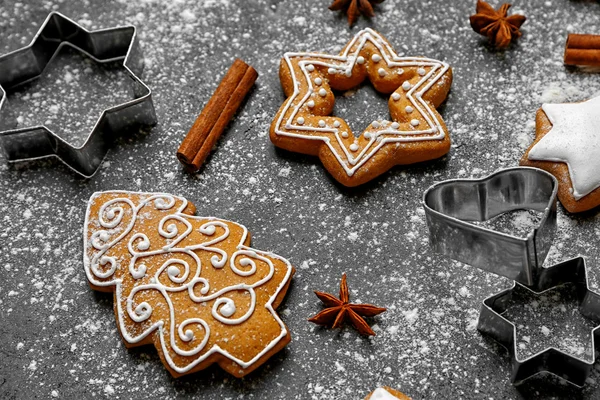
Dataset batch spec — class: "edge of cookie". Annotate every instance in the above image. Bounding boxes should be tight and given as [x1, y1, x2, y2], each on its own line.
[364, 386, 411, 400]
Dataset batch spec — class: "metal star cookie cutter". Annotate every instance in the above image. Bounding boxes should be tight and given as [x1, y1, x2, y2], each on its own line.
[423, 167, 558, 286]
[477, 256, 600, 387]
[0, 12, 156, 178]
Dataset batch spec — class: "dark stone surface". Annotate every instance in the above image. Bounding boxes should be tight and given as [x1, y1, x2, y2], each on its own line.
[1, 0, 600, 398]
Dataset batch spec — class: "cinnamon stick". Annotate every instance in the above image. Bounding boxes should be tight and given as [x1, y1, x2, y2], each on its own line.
[177, 59, 258, 172]
[564, 33, 600, 67]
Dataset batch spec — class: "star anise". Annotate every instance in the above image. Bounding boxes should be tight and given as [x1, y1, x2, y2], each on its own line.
[329, 0, 386, 27]
[308, 273, 386, 336]
[469, 0, 526, 49]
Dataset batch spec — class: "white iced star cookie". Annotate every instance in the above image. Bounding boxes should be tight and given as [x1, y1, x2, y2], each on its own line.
[521, 95, 600, 213]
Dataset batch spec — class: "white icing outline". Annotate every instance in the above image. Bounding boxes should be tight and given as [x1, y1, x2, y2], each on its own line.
[83, 191, 294, 374]
[274, 28, 450, 176]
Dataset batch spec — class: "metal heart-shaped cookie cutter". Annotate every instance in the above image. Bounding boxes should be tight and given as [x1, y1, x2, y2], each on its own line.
[0, 12, 156, 178]
[422, 167, 558, 286]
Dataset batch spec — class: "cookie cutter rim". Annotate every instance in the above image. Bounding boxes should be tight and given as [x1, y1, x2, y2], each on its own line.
[0, 11, 157, 178]
[477, 256, 600, 387]
[422, 167, 558, 286]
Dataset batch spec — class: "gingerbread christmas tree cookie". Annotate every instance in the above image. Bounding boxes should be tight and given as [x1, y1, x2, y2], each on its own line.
[83, 191, 295, 377]
[270, 28, 453, 187]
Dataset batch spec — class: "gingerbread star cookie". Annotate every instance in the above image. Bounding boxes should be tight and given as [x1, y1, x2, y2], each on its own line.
[270, 28, 453, 187]
[83, 191, 295, 377]
[520, 95, 600, 213]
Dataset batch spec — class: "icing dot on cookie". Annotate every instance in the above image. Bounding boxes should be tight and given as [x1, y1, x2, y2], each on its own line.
[137, 240, 150, 251]
[341, 131, 349, 138]
[405, 106, 414, 113]
[402, 81, 412, 90]
[220, 302, 236, 317]
[392, 93, 401, 101]
[99, 232, 109, 241]
[167, 265, 180, 277]
[314, 77, 323, 85]
[417, 67, 427, 76]
[378, 68, 387, 77]
[307, 100, 315, 108]
[318, 120, 326, 127]
[397, 68, 404, 75]
[364, 132, 372, 139]
[328, 68, 336, 74]
[333, 121, 341, 128]
[350, 143, 359, 151]
[200, 225, 216, 235]
[391, 122, 400, 129]
[306, 64, 315, 72]
[357, 56, 365, 64]
[372, 121, 380, 128]
[319, 88, 327, 97]
[411, 119, 420, 126]
[345, 69, 352, 77]
[297, 117, 305, 125]
[372, 54, 382, 62]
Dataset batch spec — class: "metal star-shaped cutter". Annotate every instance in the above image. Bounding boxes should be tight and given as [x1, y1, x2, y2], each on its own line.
[477, 257, 600, 387]
[0, 12, 156, 178]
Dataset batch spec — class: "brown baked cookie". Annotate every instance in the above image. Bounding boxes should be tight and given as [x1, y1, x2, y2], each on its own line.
[83, 191, 295, 377]
[520, 96, 600, 213]
[365, 386, 411, 399]
[270, 28, 453, 187]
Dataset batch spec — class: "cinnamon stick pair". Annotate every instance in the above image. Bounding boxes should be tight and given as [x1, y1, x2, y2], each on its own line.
[564, 34, 600, 67]
[177, 59, 258, 172]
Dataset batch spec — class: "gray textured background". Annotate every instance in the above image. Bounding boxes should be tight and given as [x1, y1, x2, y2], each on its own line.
[1, 0, 600, 398]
